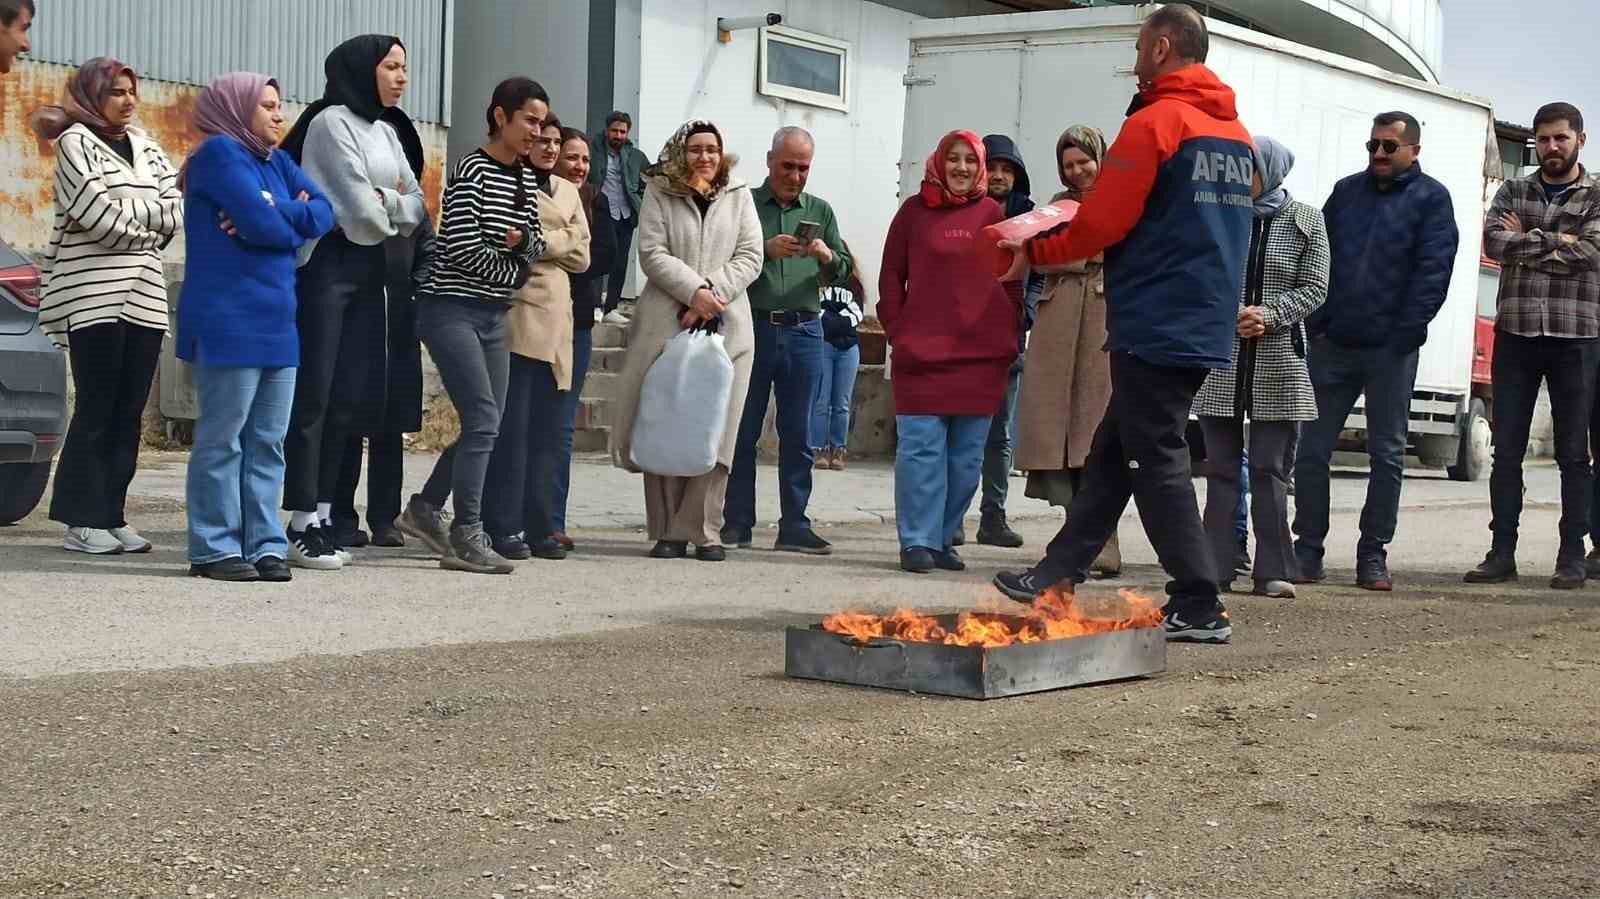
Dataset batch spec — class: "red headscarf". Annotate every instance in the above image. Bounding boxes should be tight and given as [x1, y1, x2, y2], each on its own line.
[919, 130, 987, 209]
[30, 57, 138, 141]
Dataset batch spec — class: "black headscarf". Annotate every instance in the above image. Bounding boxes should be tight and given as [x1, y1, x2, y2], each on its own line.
[280, 34, 425, 180]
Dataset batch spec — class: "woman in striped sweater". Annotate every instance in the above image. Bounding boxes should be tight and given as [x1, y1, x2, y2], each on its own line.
[396, 76, 547, 575]
[31, 57, 182, 556]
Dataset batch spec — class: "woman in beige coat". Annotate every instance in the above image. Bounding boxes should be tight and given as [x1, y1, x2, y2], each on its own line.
[610, 120, 763, 561]
[1014, 125, 1120, 577]
[483, 117, 591, 561]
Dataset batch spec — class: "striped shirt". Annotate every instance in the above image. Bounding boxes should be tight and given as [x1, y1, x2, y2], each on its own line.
[38, 124, 182, 346]
[1484, 167, 1600, 339]
[419, 149, 545, 302]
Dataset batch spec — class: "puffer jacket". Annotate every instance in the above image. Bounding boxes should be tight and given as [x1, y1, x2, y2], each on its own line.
[1308, 163, 1458, 350]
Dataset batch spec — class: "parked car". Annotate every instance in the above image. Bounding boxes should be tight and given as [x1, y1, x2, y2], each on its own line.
[0, 237, 67, 524]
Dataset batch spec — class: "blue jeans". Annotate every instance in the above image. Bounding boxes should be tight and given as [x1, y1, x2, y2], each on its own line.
[552, 328, 594, 533]
[981, 360, 1023, 515]
[1235, 446, 1250, 544]
[810, 341, 859, 450]
[894, 414, 990, 551]
[726, 317, 825, 537]
[1293, 337, 1420, 562]
[187, 365, 297, 564]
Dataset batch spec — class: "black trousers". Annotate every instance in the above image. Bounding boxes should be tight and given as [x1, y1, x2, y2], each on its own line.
[1031, 352, 1219, 608]
[332, 432, 405, 531]
[1491, 333, 1598, 553]
[49, 320, 164, 528]
[282, 235, 386, 512]
[482, 355, 564, 542]
[603, 214, 636, 313]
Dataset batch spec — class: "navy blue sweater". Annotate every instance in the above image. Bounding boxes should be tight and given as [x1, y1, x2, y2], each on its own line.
[178, 136, 335, 367]
[1309, 164, 1458, 350]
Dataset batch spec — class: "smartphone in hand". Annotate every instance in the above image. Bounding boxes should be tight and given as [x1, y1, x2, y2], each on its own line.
[794, 220, 822, 243]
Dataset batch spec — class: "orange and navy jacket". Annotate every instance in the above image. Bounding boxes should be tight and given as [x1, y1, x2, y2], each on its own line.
[1026, 64, 1254, 368]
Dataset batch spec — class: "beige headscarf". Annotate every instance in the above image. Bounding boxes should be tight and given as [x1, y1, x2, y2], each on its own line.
[1052, 124, 1107, 202]
[30, 57, 138, 142]
[646, 119, 732, 198]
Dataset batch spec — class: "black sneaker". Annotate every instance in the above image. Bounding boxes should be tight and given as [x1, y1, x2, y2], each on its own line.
[1356, 555, 1393, 592]
[1163, 604, 1233, 644]
[442, 525, 515, 574]
[254, 556, 293, 582]
[900, 547, 936, 574]
[976, 513, 1024, 548]
[189, 556, 261, 582]
[370, 523, 406, 547]
[649, 540, 689, 559]
[287, 525, 343, 570]
[398, 495, 452, 558]
[1292, 546, 1326, 584]
[719, 526, 753, 549]
[951, 528, 966, 547]
[1234, 545, 1252, 576]
[1587, 547, 1600, 580]
[1464, 549, 1517, 584]
[493, 533, 533, 561]
[695, 544, 727, 562]
[934, 547, 966, 571]
[529, 536, 568, 560]
[334, 523, 370, 549]
[1551, 555, 1586, 590]
[317, 524, 353, 564]
[775, 529, 833, 556]
[992, 569, 1049, 602]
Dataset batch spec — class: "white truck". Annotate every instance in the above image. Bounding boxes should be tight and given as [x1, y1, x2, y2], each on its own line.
[897, 5, 1496, 480]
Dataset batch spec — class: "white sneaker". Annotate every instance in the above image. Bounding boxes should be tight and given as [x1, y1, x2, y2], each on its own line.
[286, 525, 343, 571]
[65, 527, 125, 555]
[602, 308, 631, 325]
[108, 525, 153, 553]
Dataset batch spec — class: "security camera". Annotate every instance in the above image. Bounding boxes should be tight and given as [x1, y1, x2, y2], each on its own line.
[717, 13, 782, 35]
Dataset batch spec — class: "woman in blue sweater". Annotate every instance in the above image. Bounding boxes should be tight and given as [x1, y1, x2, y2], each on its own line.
[178, 72, 335, 582]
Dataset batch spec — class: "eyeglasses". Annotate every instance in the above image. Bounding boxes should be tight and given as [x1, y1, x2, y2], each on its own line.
[1365, 139, 1416, 155]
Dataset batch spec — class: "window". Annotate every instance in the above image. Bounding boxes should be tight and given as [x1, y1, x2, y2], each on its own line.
[759, 26, 850, 113]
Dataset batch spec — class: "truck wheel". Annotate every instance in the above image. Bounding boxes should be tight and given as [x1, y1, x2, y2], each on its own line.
[0, 460, 51, 525]
[1448, 399, 1491, 482]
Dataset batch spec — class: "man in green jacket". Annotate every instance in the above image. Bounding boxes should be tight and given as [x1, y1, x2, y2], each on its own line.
[722, 127, 852, 555]
[587, 111, 649, 318]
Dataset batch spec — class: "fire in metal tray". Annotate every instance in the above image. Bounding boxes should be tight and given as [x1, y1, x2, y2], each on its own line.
[821, 589, 1162, 648]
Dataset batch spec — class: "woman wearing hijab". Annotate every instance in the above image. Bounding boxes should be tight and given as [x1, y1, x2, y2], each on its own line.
[878, 130, 1019, 574]
[31, 58, 182, 556]
[397, 76, 547, 575]
[177, 73, 336, 581]
[1193, 136, 1329, 598]
[276, 34, 428, 570]
[550, 125, 617, 550]
[610, 120, 763, 562]
[1014, 125, 1122, 578]
[482, 115, 590, 562]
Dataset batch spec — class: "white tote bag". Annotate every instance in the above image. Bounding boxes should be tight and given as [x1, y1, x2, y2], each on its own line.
[629, 325, 735, 477]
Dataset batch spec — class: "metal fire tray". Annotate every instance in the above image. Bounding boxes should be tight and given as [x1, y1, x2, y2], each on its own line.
[784, 615, 1166, 700]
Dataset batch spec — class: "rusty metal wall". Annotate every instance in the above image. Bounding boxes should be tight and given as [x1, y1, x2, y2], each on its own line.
[26, 0, 452, 124]
[0, 61, 447, 256]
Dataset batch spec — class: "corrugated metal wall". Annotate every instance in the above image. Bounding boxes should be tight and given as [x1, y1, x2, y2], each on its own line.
[27, 0, 453, 124]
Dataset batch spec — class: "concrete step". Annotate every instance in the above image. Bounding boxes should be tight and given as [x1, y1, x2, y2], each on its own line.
[574, 396, 611, 430]
[587, 345, 629, 376]
[581, 371, 621, 403]
[591, 322, 630, 349]
[572, 426, 610, 453]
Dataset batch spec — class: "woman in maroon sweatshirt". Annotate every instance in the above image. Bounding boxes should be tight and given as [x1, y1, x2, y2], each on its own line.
[878, 130, 1020, 573]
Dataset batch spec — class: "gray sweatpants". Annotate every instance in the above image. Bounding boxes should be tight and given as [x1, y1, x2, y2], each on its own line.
[417, 294, 510, 529]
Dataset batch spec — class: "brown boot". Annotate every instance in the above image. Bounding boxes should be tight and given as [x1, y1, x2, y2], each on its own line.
[831, 449, 848, 471]
[814, 449, 832, 470]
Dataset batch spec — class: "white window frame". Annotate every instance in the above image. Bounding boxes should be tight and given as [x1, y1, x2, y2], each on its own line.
[758, 25, 850, 113]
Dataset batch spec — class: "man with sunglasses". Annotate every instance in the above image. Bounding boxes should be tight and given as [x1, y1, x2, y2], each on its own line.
[1467, 102, 1600, 589]
[1293, 111, 1459, 592]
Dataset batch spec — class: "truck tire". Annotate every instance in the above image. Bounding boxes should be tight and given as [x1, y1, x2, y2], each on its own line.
[0, 460, 51, 525]
[1447, 398, 1491, 482]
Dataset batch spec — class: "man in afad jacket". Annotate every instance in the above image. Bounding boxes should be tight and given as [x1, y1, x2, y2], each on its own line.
[1292, 111, 1458, 592]
[993, 3, 1252, 644]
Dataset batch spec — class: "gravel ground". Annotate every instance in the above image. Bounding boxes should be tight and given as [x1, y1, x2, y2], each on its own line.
[3, 494, 1597, 897]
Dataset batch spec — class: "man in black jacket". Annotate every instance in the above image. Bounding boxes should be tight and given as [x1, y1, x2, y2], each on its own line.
[1293, 111, 1459, 592]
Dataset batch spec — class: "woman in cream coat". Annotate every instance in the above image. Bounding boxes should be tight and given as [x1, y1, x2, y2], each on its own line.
[610, 120, 763, 561]
[483, 117, 591, 562]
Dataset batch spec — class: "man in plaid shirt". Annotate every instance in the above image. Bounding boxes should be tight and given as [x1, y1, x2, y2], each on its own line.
[1468, 102, 1600, 589]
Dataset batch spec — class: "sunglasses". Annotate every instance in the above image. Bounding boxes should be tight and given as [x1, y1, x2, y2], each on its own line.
[1366, 139, 1416, 155]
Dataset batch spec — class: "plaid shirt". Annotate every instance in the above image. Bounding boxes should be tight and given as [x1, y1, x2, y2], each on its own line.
[1484, 167, 1600, 338]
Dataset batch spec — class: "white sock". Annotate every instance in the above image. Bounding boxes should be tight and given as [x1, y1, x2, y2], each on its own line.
[316, 501, 333, 526]
[290, 511, 317, 532]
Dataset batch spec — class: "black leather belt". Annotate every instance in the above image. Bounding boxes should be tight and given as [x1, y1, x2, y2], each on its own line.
[766, 310, 819, 326]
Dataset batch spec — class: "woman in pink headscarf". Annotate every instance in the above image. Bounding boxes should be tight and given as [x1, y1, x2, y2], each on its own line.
[877, 130, 1019, 573]
[176, 73, 335, 581]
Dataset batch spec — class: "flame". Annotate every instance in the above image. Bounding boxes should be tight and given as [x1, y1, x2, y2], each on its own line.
[822, 588, 1161, 648]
